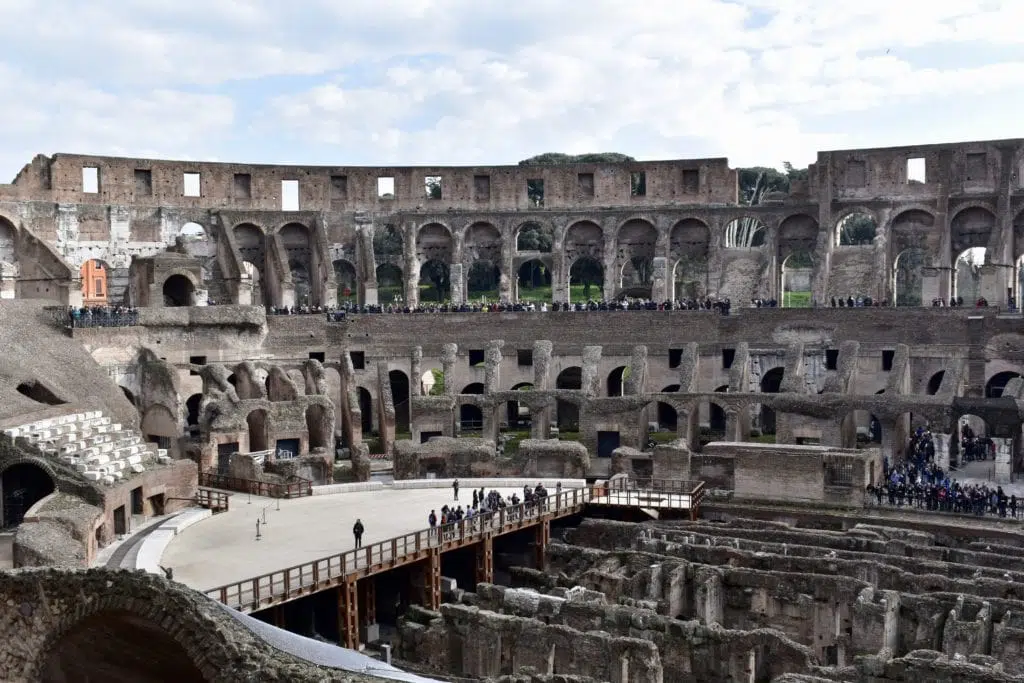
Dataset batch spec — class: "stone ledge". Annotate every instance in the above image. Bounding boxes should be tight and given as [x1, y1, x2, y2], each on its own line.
[390, 477, 587, 490]
[312, 482, 386, 495]
[136, 508, 212, 574]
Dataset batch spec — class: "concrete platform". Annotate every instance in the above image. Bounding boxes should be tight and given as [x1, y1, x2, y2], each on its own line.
[161, 485, 531, 592]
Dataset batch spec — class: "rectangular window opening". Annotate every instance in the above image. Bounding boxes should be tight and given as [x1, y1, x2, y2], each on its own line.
[468, 349, 485, 367]
[183, 172, 201, 197]
[630, 171, 647, 197]
[906, 157, 926, 184]
[578, 173, 594, 198]
[527, 179, 544, 207]
[308, 351, 326, 363]
[134, 169, 152, 196]
[377, 176, 395, 199]
[965, 153, 986, 181]
[668, 348, 683, 369]
[189, 355, 207, 376]
[233, 173, 251, 199]
[474, 175, 490, 200]
[425, 175, 442, 200]
[825, 349, 839, 370]
[882, 350, 895, 372]
[681, 169, 699, 193]
[517, 349, 533, 367]
[722, 348, 735, 369]
[94, 279, 104, 296]
[281, 179, 299, 211]
[82, 167, 99, 194]
[845, 160, 866, 188]
[331, 175, 348, 200]
[349, 351, 366, 370]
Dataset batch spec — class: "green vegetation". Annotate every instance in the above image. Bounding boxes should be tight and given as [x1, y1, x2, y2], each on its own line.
[783, 291, 812, 308]
[519, 153, 637, 166]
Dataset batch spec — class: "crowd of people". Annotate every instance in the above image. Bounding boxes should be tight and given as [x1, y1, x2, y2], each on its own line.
[931, 296, 993, 307]
[65, 305, 140, 328]
[425, 482, 560, 536]
[866, 427, 1016, 517]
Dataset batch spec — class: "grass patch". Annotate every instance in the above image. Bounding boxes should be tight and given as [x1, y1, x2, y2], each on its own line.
[783, 291, 812, 308]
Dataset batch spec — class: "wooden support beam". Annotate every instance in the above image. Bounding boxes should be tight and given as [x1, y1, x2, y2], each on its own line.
[425, 548, 442, 611]
[534, 519, 550, 571]
[360, 576, 377, 626]
[337, 578, 359, 650]
[475, 536, 494, 586]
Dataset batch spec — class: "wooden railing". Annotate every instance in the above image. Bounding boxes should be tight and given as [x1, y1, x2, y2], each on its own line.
[605, 477, 707, 511]
[206, 479, 703, 613]
[196, 487, 231, 513]
[198, 471, 312, 499]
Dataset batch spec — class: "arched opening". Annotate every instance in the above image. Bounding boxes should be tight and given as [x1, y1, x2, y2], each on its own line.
[389, 370, 410, 433]
[466, 261, 500, 301]
[954, 414, 992, 465]
[841, 410, 882, 448]
[120, 386, 136, 406]
[376, 263, 404, 304]
[835, 213, 877, 246]
[374, 223, 404, 258]
[670, 219, 711, 301]
[418, 259, 450, 303]
[357, 387, 373, 434]
[926, 371, 945, 395]
[246, 409, 269, 452]
[723, 217, 767, 248]
[41, 610, 207, 682]
[569, 257, 604, 303]
[280, 223, 313, 306]
[893, 248, 926, 306]
[1, 462, 55, 528]
[421, 369, 444, 396]
[241, 261, 263, 307]
[185, 394, 202, 431]
[759, 368, 785, 436]
[333, 259, 358, 304]
[986, 371, 1021, 398]
[556, 366, 582, 431]
[516, 222, 554, 252]
[516, 259, 552, 302]
[781, 251, 813, 307]
[179, 222, 206, 240]
[460, 404, 483, 433]
[289, 259, 311, 307]
[234, 224, 267, 306]
[506, 382, 533, 429]
[0, 217, 16, 272]
[657, 402, 678, 432]
[954, 247, 986, 304]
[16, 380, 66, 405]
[461, 382, 485, 395]
[607, 366, 627, 397]
[162, 275, 194, 307]
[616, 219, 657, 295]
[416, 223, 453, 266]
[79, 259, 109, 306]
[306, 404, 329, 450]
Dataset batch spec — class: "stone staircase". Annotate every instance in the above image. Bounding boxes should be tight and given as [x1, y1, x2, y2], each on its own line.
[4, 410, 170, 485]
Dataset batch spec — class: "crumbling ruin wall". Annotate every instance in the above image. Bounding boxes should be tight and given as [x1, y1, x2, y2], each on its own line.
[519, 439, 590, 479]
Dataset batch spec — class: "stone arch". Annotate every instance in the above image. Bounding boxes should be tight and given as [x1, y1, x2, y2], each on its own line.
[834, 211, 878, 246]
[389, 370, 410, 432]
[185, 393, 203, 429]
[556, 366, 582, 430]
[568, 256, 604, 303]
[925, 371, 945, 395]
[306, 403, 330, 450]
[564, 220, 604, 263]
[723, 216, 767, 248]
[777, 214, 818, 260]
[507, 382, 533, 427]
[780, 251, 814, 308]
[179, 221, 206, 240]
[373, 223, 405, 261]
[1, 460, 55, 528]
[357, 387, 373, 434]
[279, 222, 312, 306]
[670, 219, 710, 300]
[416, 222, 454, 263]
[39, 608, 209, 682]
[459, 403, 483, 432]
[986, 371, 1021, 398]
[607, 366, 628, 397]
[0, 215, 16, 266]
[759, 367, 785, 436]
[376, 263, 404, 304]
[709, 385, 729, 436]
[247, 408, 270, 452]
[462, 382, 485, 395]
[515, 221, 554, 252]
[840, 410, 882, 448]
[888, 209, 936, 264]
[950, 206, 996, 254]
[466, 261, 500, 300]
[141, 405, 179, 446]
[656, 386, 679, 432]
[516, 258, 552, 302]
[463, 222, 503, 264]
[233, 222, 267, 286]
[163, 273, 195, 307]
[79, 258, 110, 306]
[418, 259, 451, 303]
[616, 219, 658, 293]
[333, 259, 357, 303]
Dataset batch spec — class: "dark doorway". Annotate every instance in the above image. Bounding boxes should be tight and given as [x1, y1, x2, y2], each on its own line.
[759, 367, 785, 435]
[556, 366, 582, 430]
[113, 505, 127, 536]
[131, 487, 144, 515]
[358, 387, 373, 434]
[247, 410, 269, 452]
[216, 442, 237, 476]
[148, 493, 165, 516]
[162, 274, 194, 307]
[460, 404, 483, 433]
[276, 438, 300, 459]
[389, 370, 410, 432]
[420, 431, 442, 444]
[1, 463, 55, 528]
[597, 431, 621, 459]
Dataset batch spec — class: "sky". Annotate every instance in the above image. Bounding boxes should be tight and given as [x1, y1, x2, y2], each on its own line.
[1, 0, 1023, 182]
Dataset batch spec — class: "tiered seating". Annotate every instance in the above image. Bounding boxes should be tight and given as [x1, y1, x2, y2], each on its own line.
[4, 410, 170, 486]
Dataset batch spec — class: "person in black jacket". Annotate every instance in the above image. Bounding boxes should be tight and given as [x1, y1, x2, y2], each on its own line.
[353, 518, 364, 548]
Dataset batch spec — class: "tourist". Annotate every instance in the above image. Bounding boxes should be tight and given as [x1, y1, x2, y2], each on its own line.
[428, 509, 437, 528]
[352, 518, 364, 548]
[453, 478, 459, 501]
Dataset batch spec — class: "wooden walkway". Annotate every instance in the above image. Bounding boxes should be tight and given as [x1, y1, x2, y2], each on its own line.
[207, 479, 704, 615]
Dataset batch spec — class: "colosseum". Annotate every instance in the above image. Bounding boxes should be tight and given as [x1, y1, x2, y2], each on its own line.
[2, 138, 1024, 682]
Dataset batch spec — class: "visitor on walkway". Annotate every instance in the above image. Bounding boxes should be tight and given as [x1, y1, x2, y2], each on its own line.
[453, 478, 459, 501]
[352, 518, 364, 548]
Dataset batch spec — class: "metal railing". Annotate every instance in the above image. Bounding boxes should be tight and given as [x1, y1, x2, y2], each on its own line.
[606, 477, 707, 510]
[196, 488, 231, 512]
[198, 471, 312, 499]
[206, 478, 703, 612]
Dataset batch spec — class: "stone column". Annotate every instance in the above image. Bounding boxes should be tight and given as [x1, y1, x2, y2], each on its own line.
[994, 437, 1013, 483]
[484, 341, 503, 394]
[0, 263, 18, 299]
[411, 347, 423, 397]
[933, 432, 951, 471]
[441, 344, 458, 396]
[650, 256, 669, 302]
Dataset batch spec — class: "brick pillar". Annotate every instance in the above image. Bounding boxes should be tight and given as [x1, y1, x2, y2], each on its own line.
[475, 536, 494, 586]
[534, 519, 550, 571]
[360, 577, 377, 626]
[338, 578, 359, 649]
[424, 548, 441, 610]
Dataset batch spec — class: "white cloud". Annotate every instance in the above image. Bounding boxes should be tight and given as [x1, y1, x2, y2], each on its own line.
[1, 0, 1024, 179]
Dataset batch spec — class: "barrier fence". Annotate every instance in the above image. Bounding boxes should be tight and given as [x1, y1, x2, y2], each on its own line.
[195, 488, 231, 513]
[207, 479, 705, 612]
